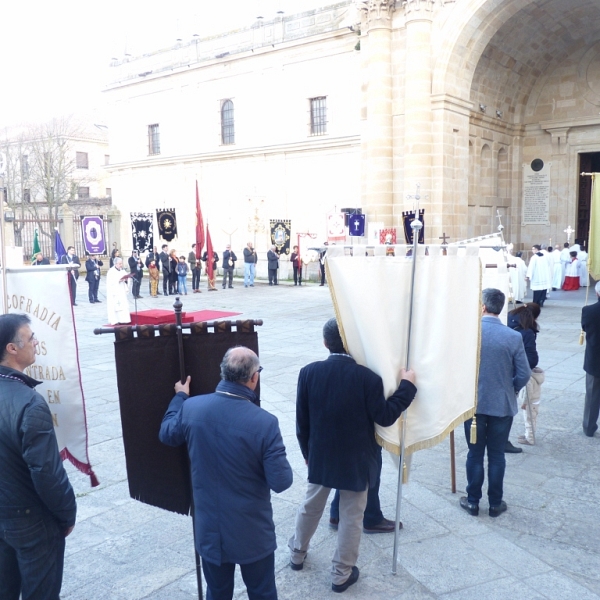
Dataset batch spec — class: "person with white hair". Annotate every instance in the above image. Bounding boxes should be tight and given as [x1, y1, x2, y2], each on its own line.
[106, 257, 131, 325]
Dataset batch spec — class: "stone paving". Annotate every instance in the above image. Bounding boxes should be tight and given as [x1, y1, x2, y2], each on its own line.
[60, 275, 600, 599]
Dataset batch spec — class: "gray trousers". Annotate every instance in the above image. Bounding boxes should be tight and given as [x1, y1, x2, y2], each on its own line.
[289, 483, 368, 585]
[583, 373, 600, 437]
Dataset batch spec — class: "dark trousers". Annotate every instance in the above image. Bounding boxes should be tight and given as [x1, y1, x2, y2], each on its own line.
[268, 269, 278, 285]
[192, 266, 201, 290]
[68, 275, 77, 305]
[464, 415, 512, 507]
[87, 278, 99, 303]
[532, 289, 547, 306]
[583, 373, 600, 437]
[330, 446, 383, 527]
[293, 266, 302, 285]
[201, 552, 277, 600]
[0, 512, 66, 600]
[132, 278, 141, 298]
[320, 263, 326, 285]
[222, 268, 233, 288]
[162, 269, 170, 294]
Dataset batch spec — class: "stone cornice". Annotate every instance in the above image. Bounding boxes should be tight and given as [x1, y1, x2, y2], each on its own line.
[357, 0, 396, 24]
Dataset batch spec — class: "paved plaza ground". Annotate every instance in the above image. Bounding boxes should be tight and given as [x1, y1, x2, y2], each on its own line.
[60, 275, 600, 599]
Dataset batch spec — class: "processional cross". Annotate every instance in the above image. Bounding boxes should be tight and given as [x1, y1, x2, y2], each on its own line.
[439, 232, 450, 255]
[564, 225, 574, 244]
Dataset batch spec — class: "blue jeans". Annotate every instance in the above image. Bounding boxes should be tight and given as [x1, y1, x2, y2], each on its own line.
[0, 512, 66, 600]
[178, 275, 187, 294]
[330, 446, 384, 527]
[202, 552, 277, 600]
[244, 263, 255, 286]
[464, 415, 513, 507]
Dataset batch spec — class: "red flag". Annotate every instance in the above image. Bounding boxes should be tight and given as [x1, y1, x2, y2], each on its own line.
[206, 224, 215, 288]
[195, 181, 205, 260]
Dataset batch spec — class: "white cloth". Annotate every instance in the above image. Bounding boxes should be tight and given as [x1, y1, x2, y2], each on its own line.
[107, 266, 131, 325]
[542, 250, 554, 292]
[559, 248, 571, 286]
[578, 251, 589, 286]
[326, 245, 481, 456]
[509, 256, 528, 302]
[527, 253, 551, 291]
[565, 258, 580, 278]
[551, 250, 563, 289]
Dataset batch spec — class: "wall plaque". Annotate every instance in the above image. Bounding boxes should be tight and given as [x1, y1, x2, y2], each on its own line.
[522, 160, 551, 225]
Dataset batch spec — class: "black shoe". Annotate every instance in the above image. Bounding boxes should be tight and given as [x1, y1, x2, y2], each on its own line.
[329, 518, 339, 531]
[489, 501, 507, 517]
[289, 559, 304, 571]
[363, 518, 401, 534]
[505, 441, 523, 454]
[228, 286, 233, 289]
[73, 303, 78, 306]
[95, 300, 102, 303]
[460, 496, 479, 516]
[332, 567, 359, 593]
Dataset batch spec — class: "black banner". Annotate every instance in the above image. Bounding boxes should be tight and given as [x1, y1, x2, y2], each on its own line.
[156, 208, 178, 242]
[270, 219, 291, 255]
[130, 212, 154, 253]
[402, 209, 425, 244]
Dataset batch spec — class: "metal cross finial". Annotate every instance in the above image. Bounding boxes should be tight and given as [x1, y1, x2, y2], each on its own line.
[406, 183, 428, 212]
[496, 210, 504, 232]
[564, 225, 574, 244]
[439, 232, 450, 245]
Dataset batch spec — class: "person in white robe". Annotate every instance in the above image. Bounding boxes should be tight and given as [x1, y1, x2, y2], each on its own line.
[563, 251, 581, 291]
[541, 246, 554, 295]
[559, 243, 571, 287]
[106, 257, 131, 325]
[578, 249, 589, 287]
[551, 247, 563, 290]
[507, 246, 528, 303]
[526, 245, 551, 306]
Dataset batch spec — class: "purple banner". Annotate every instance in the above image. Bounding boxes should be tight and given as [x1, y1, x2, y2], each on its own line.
[81, 216, 106, 255]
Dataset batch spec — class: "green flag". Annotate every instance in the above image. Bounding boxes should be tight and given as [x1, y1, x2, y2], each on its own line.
[31, 228, 41, 264]
[589, 175, 600, 282]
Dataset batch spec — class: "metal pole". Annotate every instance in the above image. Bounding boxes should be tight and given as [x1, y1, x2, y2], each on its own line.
[0, 176, 8, 314]
[450, 431, 456, 494]
[392, 215, 422, 574]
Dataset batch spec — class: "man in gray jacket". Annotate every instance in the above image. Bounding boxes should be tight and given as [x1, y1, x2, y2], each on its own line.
[461, 288, 531, 518]
[0, 314, 76, 600]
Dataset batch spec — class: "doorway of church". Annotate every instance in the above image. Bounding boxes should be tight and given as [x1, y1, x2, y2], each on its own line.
[578, 152, 600, 249]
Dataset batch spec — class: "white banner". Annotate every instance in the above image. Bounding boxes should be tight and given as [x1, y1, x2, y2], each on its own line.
[327, 245, 481, 456]
[5, 266, 98, 485]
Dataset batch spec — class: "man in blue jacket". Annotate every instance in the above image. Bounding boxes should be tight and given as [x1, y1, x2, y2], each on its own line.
[461, 288, 531, 518]
[582, 281, 600, 437]
[159, 346, 292, 600]
[0, 314, 77, 600]
[289, 318, 417, 593]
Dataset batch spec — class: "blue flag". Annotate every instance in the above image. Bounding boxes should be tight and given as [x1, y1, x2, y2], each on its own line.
[54, 229, 67, 264]
[348, 214, 365, 237]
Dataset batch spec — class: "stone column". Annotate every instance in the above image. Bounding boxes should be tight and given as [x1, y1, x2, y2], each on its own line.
[402, 0, 434, 233]
[106, 205, 122, 255]
[359, 0, 395, 235]
[58, 203, 75, 249]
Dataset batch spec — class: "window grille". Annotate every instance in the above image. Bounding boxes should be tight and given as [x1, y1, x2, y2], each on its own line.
[221, 100, 235, 145]
[148, 124, 161, 155]
[310, 97, 327, 136]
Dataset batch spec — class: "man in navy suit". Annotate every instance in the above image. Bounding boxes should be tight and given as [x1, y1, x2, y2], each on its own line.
[289, 318, 416, 593]
[461, 288, 530, 519]
[582, 281, 600, 437]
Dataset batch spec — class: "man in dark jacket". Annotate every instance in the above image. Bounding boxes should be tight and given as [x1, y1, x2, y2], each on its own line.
[0, 313, 77, 600]
[222, 244, 237, 289]
[188, 244, 201, 293]
[85, 254, 104, 303]
[128, 251, 144, 299]
[158, 244, 171, 295]
[582, 281, 600, 437]
[266, 245, 279, 285]
[160, 346, 292, 600]
[60, 246, 80, 306]
[288, 318, 416, 593]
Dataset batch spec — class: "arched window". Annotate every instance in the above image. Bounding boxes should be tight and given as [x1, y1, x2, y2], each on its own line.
[221, 100, 235, 145]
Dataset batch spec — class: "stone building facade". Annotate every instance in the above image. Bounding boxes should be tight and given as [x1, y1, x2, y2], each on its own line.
[105, 0, 600, 254]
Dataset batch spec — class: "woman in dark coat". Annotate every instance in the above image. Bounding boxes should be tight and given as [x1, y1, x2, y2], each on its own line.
[507, 303, 540, 369]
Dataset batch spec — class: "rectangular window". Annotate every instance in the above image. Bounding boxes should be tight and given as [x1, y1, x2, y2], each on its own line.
[221, 100, 235, 145]
[105, 188, 112, 197]
[310, 97, 327, 136]
[76, 151, 89, 169]
[148, 124, 160, 155]
[77, 187, 90, 199]
[23, 189, 31, 203]
[21, 154, 29, 178]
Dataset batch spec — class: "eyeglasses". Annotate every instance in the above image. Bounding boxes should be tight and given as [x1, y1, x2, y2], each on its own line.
[256, 366, 263, 375]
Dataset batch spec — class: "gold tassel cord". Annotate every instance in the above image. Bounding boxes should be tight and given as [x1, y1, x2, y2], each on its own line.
[470, 415, 477, 444]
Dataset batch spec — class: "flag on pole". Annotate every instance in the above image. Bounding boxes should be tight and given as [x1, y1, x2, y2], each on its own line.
[589, 174, 600, 281]
[195, 181, 205, 260]
[31, 228, 41, 264]
[206, 224, 216, 290]
[54, 228, 67, 264]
